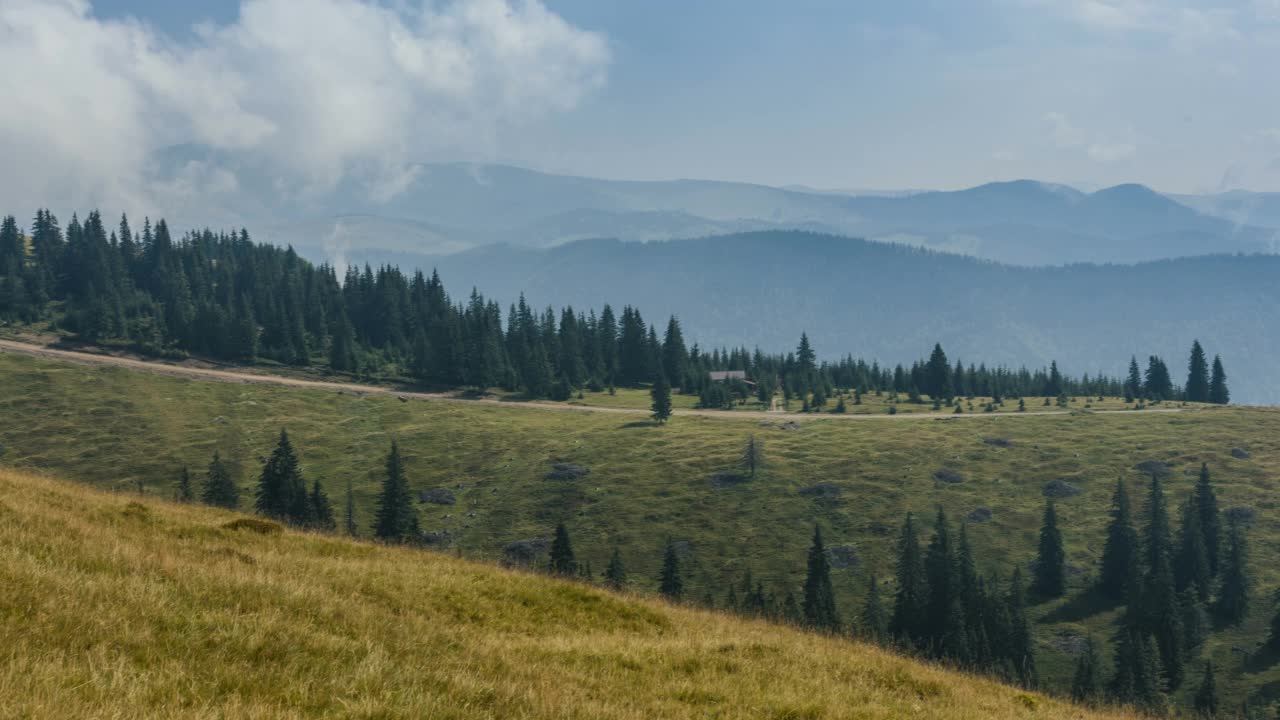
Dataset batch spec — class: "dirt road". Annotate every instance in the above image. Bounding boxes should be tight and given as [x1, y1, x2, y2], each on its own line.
[0, 338, 1186, 423]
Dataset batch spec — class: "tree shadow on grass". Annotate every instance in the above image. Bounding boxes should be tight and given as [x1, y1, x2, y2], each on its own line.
[1242, 644, 1280, 674]
[1037, 586, 1120, 624]
[619, 420, 660, 429]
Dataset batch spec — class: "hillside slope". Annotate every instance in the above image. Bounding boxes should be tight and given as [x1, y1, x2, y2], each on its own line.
[0, 467, 1135, 719]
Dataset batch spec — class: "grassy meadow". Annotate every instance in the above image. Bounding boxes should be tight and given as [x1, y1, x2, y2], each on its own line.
[2, 350, 1280, 709]
[0, 465, 1142, 719]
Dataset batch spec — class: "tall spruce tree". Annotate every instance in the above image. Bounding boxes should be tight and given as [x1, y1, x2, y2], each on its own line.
[1214, 520, 1250, 625]
[254, 429, 308, 523]
[201, 452, 239, 509]
[650, 372, 672, 423]
[1175, 497, 1212, 604]
[1193, 661, 1219, 718]
[924, 343, 953, 401]
[659, 541, 683, 600]
[344, 477, 357, 536]
[1185, 340, 1211, 403]
[923, 507, 959, 656]
[309, 479, 335, 531]
[1099, 479, 1139, 602]
[890, 512, 928, 648]
[1070, 635, 1102, 704]
[1208, 355, 1229, 405]
[802, 525, 840, 632]
[1006, 568, 1037, 687]
[1142, 472, 1185, 690]
[176, 465, 194, 502]
[1195, 463, 1222, 577]
[1032, 499, 1066, 598]
[604, 547, 627, 590]
[861, 575, 888, 643]
[1125, 356, 1143, 401]
[1110, 627, 1164, 713]
[373, 441, 419, 542]
[740, 434, 763, 479]
[548, 522, 577, 575]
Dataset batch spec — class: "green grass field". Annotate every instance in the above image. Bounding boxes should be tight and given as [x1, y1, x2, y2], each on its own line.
[2, 350, 1279, 710]
[0, 466, 1141, 719]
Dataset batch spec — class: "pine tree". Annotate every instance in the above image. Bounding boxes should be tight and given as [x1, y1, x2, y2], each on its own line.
[802, 525, 840, 632]
[310, 479, 335, 531]
[1141, 472, 1185, 690]
[1070, 635, 1101, 703]
[1185, 340, 1211, 403]
[650, 373, 672, 423]
[548, 522, 577, 575]
[176, 465, 194, 502]
[255, 429, 306, 523]
[344, 477, 357, 536]
[861, 575, 888, 643]
[1110, 627, 1164, 712]
[1195, 463, 1222, 577]
[1175, 497, 1212, 604]
[1044, 360, 1064, 398]
[661, 316, 689, 388]
[659, 541, 683, 600]
[1099, 479, 1139, 601]
[796, 333, 816, 372]
[1214, 520, 1250, 625]
[1193, 661, 1218, 718]
[1267, 588, 1280, 650]
[201, 452, 239, 509]
[1125, 356, 1143, 401]
[1032, 499, 1066, 598]
[924, 507, 958, 655]
[890, 512, 927, 648]
[604, 547, 627, 590]
[1006, 568, 1037, 687]
[1208, 355, 1229, 405]
[373, 441, 419, 542]
[740, 434, 763, 478]
[924, 343, 953, 401]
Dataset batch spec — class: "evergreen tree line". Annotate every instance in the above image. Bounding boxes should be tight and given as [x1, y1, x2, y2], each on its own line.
[0, 211, 1222, 404]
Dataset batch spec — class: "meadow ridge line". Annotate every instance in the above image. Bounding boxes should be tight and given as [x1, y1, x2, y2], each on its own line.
[0, 338, 1188, 422]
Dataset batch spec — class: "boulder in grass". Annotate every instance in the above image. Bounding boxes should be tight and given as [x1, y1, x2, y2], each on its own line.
[933, 469, 965, 484]
[1043, 479, 1081, 498]
[502, 538, 549, 567]
[1134, 460, 1171, 477]
[1231, 448, 1251, 460]
[420, 488, 456, 505]
[544, 463, 590, 481]
[711, 472, 749, 487]
[983, 438, 1013, 448]
[826, 544, 860, 571]
[1224, 506, 1256, 525]
[799, 482, 841, 500]
[967, 507, 993, 523]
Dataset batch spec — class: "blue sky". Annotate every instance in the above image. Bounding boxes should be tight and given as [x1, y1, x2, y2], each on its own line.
[9, 0, 1280, 205]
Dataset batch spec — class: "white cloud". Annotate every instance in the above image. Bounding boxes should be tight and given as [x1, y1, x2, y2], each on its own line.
[1087, 142, 1137, 162]
[0, 0, 608, 217]
[1044, 111, 1138, 164]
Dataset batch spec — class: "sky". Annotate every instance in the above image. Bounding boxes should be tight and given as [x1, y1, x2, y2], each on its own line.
[4, 0, 1280, 218]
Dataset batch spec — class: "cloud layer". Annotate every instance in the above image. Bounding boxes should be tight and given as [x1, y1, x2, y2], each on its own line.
[0, 0, 608, 218]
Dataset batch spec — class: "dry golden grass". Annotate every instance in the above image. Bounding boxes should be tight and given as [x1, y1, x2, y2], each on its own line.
[0, 468, 1142, 719]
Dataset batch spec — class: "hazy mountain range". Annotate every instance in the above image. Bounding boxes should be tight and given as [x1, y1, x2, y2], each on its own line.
[151, 148, 1279, 268]
[422, 232, 1280, 405]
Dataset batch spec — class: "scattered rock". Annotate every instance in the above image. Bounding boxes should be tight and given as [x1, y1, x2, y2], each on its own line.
[671, 539, 695, 558]
[502, 538, 549, 567]
[421, 530, 453, 547]
[711, 472, 749, 487]
[222, 517, 283, 535]
[544, 463, 590, 481]
[1043, 479, 1081, 498]
[799, 482, 841, 500]
[398, 396, 409, 403]
[1224, 506, 1256, 525]
[212, 416, 229, 425]
[1231, 447, 1251, 460]
[867, 522, 892, 537]
[419, 488, 456, 505]
[825, 544, 860, 570]
[933, 469, 966, 484]
[983, 438, 1013, 448]
[967, 507, 993, 523]
[1231, 645, 1251, 656]
[1048, 633, 1089, 656]
[1134, 460, 1170, 477]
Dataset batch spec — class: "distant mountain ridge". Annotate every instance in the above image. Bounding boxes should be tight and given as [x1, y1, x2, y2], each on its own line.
[145, 148, 1279, 267]
[403, 231, 1280, 405]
